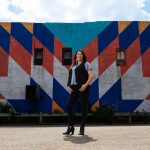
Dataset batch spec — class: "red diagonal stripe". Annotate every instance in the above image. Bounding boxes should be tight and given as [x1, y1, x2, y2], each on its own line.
[33, 37, 54, 75]
[121, 38, 141, 75]
[32, 37, 43, 55]
[0, 93, 5, 99]
[0, 47, 8, 76]
[142, 48, 150, 77]
[54, 36, 71, 70]
[98, 37, 119, 76]
[146, 94, 150, 100]
[54, 36, 65, 63]
[10, 36, 31, 75]
[83, 37, 98, 63]
[43, 47, 53, 75]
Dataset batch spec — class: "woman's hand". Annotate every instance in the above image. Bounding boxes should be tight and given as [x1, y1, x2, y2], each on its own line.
[79, 69, 94, 92]
[68, 86, 73, 93]
[79, 84, 87, 92]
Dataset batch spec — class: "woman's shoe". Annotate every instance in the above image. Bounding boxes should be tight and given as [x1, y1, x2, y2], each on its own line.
[63, 126, 75, 135]
[78, 126, 84, 135]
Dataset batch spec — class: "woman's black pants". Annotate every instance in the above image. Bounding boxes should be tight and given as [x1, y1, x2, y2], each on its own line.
[66, 85, 89, 127]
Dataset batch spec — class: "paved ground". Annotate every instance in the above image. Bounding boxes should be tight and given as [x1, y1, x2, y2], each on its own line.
[0, 125, 150, 150]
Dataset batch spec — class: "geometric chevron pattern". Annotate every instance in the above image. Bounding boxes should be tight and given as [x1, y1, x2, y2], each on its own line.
[0, 21, 150, 113]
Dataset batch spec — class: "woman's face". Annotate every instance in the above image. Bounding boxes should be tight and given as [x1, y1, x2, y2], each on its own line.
[76, 51, 83, 62]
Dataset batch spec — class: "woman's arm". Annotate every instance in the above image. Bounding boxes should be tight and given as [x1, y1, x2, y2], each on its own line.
[79, 69, 94, 92]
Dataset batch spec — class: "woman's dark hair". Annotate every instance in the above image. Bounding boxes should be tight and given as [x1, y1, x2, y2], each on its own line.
[73, 50, 86, 65]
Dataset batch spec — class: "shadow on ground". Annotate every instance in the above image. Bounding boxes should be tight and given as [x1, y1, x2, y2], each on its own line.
[63, 134, 97, 144]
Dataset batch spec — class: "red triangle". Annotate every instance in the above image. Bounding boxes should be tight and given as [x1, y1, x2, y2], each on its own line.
[121, 38, 141, 75]
[98, 37, 119, 76]
[43, 47, 53, 75]
[142, 48, 150, 77]
[33, 36, 43, 54]
[83, 37, 98, 63]
[54, 36, 71, 70]
[10, 36, 32, 75]
[33, 36, 54, 75]
[0, 47, 9, 76]
[54, 36, 65, 63]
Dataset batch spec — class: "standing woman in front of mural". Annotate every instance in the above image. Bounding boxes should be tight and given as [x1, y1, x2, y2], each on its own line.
[63, 50, 94, 135]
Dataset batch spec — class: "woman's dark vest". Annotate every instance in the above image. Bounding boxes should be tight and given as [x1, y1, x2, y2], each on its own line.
[67, 63, 88, 86]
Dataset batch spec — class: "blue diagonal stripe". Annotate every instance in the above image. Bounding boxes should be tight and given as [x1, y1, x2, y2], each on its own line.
[98, 21, 118, 54]
[53, 78, 69, 112]
[33, 23, 54, 54]
[0, 26, 10, 53]
[119, 21, 139, 50]
[11, 23, 32, 54]
[140, 25, 150, 54]
[89, 79, 99, 106]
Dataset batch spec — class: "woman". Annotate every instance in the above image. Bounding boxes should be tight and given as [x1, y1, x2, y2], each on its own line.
[63, 50, 94, 135]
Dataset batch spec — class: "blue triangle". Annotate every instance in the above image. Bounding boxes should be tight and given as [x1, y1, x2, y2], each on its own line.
[7, 99, 32, 113]
[53, 78, 82, 112]
[30, 78, 52, 113]
[89, 79, 99, 106]
[118, 99, 143, 112]
[43, 21, 112, 54]
[53, 78, 70, 111]
[100, 79, 143, 112]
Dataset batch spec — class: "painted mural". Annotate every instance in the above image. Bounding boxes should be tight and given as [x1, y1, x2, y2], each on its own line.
[0, 21, 150, 113]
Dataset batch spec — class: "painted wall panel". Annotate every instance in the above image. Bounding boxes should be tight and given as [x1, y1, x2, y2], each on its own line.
[0, 21, 149, 113]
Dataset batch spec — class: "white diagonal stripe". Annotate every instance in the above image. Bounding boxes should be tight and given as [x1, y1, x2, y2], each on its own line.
[0, 56, 30, 99]
[122, 58, 150, 100]
[90, 56, 98, 84]
[31, 57, 53, 98]
[53, 56, 69, 92]
[99, 61, 120, 99]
